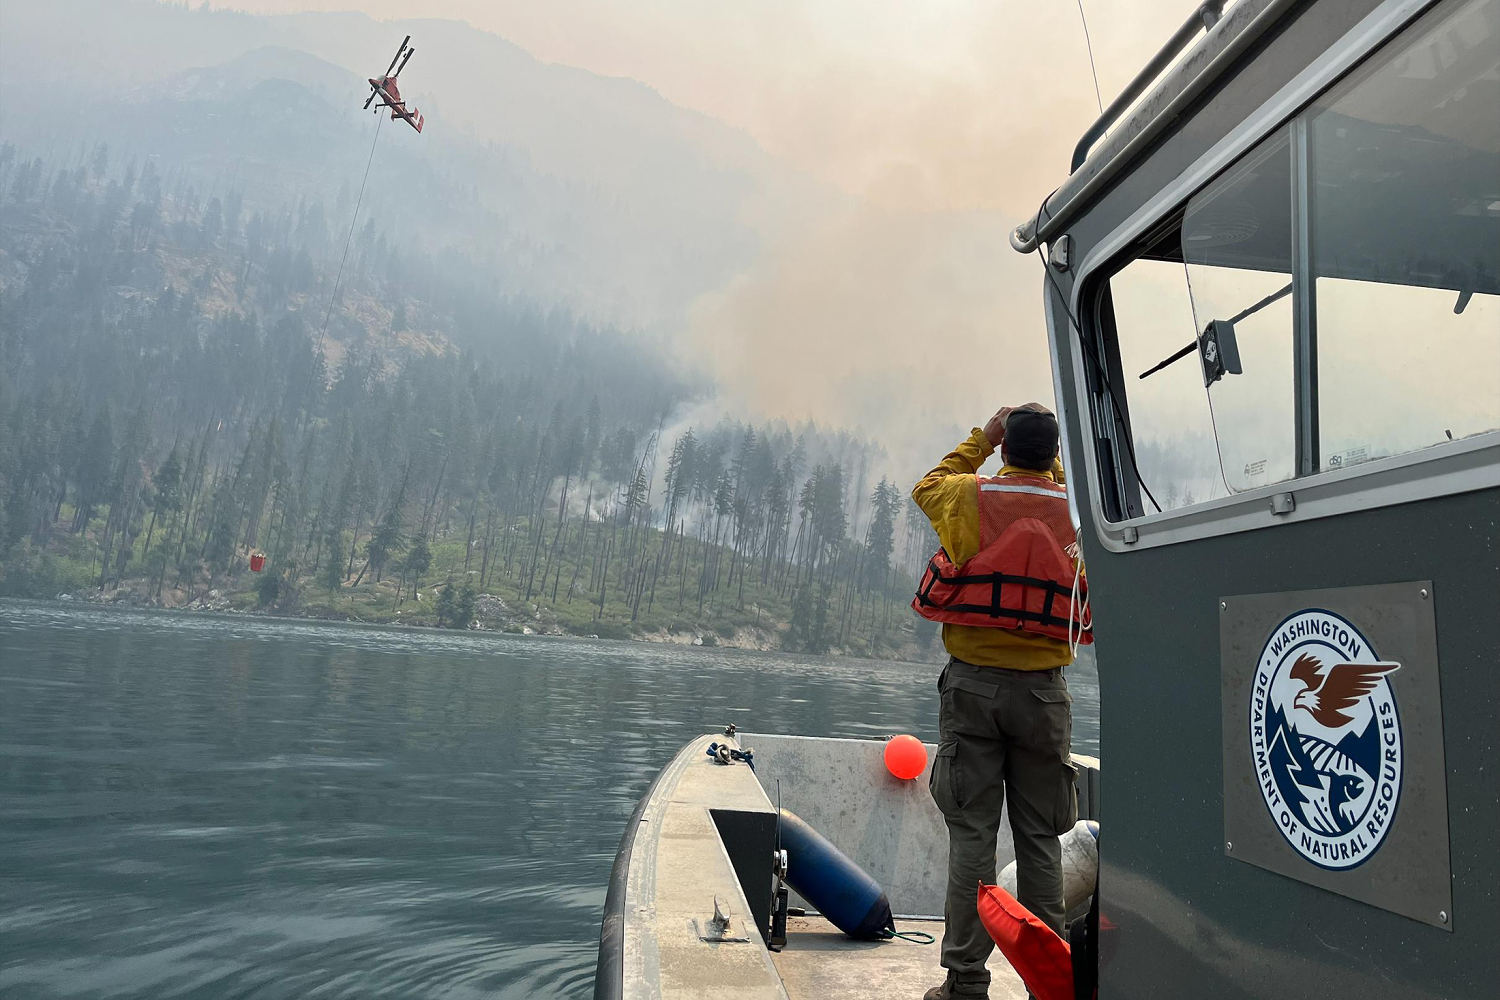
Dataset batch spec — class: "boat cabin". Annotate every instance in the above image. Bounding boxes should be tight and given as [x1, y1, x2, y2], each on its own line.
[1012, 0, 1496, 995]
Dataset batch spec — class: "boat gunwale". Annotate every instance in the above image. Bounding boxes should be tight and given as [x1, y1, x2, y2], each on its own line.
[593, 745, 679, 1000]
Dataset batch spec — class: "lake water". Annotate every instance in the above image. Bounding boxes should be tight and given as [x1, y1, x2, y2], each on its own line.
[0, 600, 1099, 999]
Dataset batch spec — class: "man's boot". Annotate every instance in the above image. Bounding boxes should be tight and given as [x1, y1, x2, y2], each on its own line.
[921, 973, 989, 1000]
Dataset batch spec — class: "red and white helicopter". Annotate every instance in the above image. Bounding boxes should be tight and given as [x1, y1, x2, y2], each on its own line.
[365, 35, 424, 133]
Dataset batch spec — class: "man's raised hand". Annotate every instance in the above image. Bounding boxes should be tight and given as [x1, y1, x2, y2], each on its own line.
[983, 407, 1014, 447]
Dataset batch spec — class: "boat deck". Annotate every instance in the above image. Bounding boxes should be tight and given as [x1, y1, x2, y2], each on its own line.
[600, 734, 1058, 999]
[771, 916, 1028, 1000]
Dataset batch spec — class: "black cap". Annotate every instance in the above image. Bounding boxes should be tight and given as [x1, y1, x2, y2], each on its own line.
[1004, 408, 1059, 471]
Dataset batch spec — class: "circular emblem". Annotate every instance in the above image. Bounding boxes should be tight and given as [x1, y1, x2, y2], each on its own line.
[1248, 609, 1402, 870]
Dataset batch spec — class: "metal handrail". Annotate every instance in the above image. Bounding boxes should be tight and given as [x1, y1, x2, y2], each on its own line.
[1011, 0, 1299, 255]
[1071, 1, 1225, 173]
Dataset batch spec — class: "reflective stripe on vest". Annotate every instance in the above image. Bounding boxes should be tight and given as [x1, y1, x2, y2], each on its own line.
[978, 482, 1067, 498]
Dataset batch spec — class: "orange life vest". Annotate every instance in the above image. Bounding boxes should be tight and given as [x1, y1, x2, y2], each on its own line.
[912, 476, 1092, 644]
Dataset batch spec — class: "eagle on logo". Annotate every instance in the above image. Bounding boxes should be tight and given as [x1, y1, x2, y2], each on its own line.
[1288, 653, 1401, 728]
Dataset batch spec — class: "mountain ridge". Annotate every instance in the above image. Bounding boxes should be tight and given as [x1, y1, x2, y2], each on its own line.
[0, 0, 814, 333]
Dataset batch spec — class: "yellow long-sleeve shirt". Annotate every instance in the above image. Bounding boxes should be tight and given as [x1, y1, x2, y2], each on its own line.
[912, 428, 1075, 670]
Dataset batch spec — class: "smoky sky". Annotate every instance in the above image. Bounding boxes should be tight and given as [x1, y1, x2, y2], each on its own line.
[201, 1, 1230, 475]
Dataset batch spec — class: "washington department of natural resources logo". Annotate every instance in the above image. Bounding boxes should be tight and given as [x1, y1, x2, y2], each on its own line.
[1249, 609, 1402, 870]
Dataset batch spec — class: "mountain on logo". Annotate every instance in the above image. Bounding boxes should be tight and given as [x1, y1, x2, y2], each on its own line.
[1266, 704, 1378, 837]
[1332, 712, 1379, 776]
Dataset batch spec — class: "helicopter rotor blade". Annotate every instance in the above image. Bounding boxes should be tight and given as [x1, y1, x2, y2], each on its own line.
[393, 46, 415, 78]
[383, 35, 410, 78]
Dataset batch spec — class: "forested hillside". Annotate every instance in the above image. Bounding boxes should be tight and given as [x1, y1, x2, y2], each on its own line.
[0, 146, 941, 657]
[0, 0, 781, 333]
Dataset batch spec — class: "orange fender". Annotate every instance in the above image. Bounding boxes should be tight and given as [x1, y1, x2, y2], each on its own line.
[977, 883, 1073, 1000]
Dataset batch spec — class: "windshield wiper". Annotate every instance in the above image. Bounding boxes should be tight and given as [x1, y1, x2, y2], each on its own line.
[1138, 281, 1292, 380]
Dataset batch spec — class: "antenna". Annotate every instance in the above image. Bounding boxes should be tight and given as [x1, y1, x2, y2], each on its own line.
[1074, 1, 1105, 115]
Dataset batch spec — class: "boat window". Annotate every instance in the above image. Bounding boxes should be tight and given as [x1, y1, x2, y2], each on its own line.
[1089, 0, 1499, 523]
[1105, 256, 1229, 511]
[1182, 131, 1296, 492]
[1308, 0, 1500, 470]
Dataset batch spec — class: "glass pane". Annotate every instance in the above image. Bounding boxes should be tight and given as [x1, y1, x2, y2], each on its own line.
[1182, 132, 1296, 492]
[1317, 282, 1499, 467]
[1108, 258, 1230, 511]
[1310, 0, 1500, 468]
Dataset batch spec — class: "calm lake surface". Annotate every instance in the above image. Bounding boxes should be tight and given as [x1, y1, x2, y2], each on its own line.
[0, 600, 1099, 999]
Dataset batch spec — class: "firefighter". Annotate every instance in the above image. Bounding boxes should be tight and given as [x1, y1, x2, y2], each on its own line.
[912, 404, 1088, 1000]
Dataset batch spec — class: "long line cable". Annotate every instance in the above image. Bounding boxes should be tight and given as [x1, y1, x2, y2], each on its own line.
[1074, 0, 1105, 115]
[314, 111, 384, 363]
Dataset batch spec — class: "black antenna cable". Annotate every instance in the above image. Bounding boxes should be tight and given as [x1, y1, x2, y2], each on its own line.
[1030, 194, 1163, 514]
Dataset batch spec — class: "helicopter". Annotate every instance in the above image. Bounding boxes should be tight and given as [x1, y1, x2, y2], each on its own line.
[364, 35, 424, 133]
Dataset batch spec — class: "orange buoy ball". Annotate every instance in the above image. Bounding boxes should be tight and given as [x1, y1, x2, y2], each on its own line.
[884, 734, 928, 780]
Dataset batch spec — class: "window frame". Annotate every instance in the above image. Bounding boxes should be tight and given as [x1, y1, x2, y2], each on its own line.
[1068, 0, 1500, 553]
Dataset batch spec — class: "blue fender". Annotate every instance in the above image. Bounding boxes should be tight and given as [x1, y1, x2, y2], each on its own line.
[779, 808, 895, 940]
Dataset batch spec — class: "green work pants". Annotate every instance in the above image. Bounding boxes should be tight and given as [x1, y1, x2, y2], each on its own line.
[929, 657, 1078, 993]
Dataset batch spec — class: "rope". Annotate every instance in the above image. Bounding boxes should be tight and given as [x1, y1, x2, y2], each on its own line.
[886, 929, 937, 944]
[705, 742, 755, 771]
[1068, 540, 1092, 658]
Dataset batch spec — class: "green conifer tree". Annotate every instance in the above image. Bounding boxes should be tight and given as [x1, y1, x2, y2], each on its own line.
[435, 575, 457, 627]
